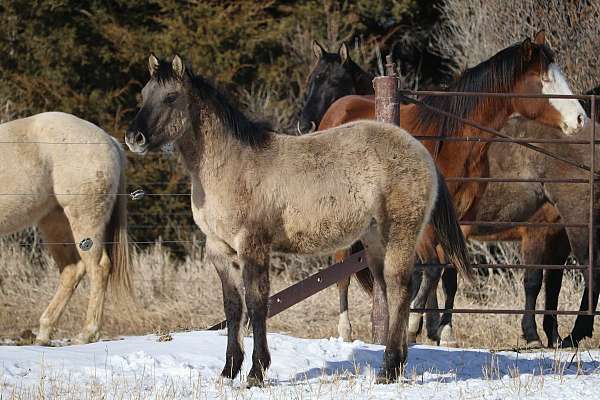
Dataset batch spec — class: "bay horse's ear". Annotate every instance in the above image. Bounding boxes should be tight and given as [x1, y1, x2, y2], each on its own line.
[172, 55, 185, 80]
[522, 38, 533, 61]
[534, 30, 546, 45]
[339, 42, 349, 64]
[312, 40, 325, 59]
[148, 53, 159, 77]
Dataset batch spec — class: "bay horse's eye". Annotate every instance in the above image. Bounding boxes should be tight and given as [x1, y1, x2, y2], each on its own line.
[165, 93, 178, 104]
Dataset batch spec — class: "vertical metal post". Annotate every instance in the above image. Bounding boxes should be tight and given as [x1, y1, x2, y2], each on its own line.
[370, 54, 400, 344]
[589, 95, 596, 314]
[373, 55, 400, 126]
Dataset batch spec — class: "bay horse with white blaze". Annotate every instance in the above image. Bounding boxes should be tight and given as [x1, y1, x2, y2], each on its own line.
[126, 55, 472, 385]
[309, 31, 586, 345]
[0, 112, 130, 344]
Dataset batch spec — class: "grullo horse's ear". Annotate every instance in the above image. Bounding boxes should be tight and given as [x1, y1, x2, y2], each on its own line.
[522, 38, 533, 61]
[172, 55, 185, 80]
[534, 30, 546, 45]
[312, 40, 325, 59]
[339, 42, 349, 64]
[148, 53, 159, 77]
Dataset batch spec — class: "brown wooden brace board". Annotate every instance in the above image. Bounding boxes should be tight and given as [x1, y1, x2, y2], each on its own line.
[207, 250, 368, 330]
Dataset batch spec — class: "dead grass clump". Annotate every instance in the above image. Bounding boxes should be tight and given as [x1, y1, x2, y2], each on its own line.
[1, 236, 599, 350]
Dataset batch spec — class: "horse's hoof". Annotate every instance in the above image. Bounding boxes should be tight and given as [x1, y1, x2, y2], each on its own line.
[437, 325, 457, 347]
[439, 339, 458, 347]
[74, 332, 99, 345]
[35, 337, 50, 346]
[375, 368, 400, 384]
[246, 375, 264, 388]
[525, 340, 543, 349]
[407, 331, 418, 344]
[559, 335, 580, 349]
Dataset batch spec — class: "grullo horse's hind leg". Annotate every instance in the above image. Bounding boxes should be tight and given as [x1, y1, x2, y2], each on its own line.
[376, 232, 417, 383]
[238, 233, 271, 387]
[36, 209, 86, 345]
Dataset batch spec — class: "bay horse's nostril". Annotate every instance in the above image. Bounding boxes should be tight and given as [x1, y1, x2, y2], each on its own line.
[578, 113, 585, 128]
[135, 132, 146, 146]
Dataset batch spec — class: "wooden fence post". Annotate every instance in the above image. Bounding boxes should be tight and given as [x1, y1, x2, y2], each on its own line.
[371, 54, 400, 345]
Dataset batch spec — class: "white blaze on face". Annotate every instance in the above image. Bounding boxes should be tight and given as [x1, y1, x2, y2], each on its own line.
[542, 63, 587, 135]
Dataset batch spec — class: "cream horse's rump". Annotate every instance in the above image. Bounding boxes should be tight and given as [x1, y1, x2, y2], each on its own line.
[0, 112, 130, 344]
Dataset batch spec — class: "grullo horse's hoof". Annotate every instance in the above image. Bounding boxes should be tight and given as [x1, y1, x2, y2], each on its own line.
[376, 366, 404, 384]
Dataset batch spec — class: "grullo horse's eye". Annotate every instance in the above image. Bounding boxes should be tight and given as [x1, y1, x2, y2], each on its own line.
[165, 93, 178, 104]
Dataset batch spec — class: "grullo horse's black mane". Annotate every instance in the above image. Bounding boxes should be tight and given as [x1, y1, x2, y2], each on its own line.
[414, 41, 555, 135]
[155, 59, 271, 147]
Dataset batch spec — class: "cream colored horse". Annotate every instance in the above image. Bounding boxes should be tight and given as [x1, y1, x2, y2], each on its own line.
[0, 112, 130, 344]
[126, 56, 473, 385]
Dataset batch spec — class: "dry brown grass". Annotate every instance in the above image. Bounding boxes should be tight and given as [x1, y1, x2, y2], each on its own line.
[1, 235, 599, 350]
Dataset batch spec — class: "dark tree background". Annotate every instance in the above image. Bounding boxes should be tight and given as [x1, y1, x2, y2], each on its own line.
[0, 0, 446, 252]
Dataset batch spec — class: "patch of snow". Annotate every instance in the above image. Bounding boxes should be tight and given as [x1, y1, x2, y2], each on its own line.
[1, 331, 599, 399]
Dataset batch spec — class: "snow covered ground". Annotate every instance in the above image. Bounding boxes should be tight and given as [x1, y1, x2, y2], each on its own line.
[2, 330, 600, 399]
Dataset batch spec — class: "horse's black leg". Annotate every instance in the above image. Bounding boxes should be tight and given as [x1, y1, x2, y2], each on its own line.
[408, 265, 441, 343]
[438, 267, 457, 346]
[544, 268, 564, 347]
[543, 229, 569, 347]
[242, 252, 271, 387]
[410, 267, 424, 336]
[521, 268, 543, 346]
[207, 244, 245, 380]
[561, 270, 600, 348]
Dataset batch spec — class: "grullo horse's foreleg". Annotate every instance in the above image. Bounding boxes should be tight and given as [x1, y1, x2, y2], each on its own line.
[206, 238, 245, 380]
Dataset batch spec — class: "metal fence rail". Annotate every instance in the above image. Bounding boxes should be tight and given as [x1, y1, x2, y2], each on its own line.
[1, 57, 597, 340]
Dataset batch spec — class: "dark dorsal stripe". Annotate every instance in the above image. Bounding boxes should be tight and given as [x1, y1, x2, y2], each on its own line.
[413, 42, 554, 136]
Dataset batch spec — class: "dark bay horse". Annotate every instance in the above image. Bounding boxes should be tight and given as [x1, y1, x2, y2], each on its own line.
[473, 118, 600, 348]
[306, 32, 587, 345]
[127, 55, 472, 384]
[297, 40, 373, 134]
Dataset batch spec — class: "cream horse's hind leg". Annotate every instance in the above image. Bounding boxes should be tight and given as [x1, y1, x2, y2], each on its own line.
[63, 205, 112, 344]
[36, 209, 86, 345]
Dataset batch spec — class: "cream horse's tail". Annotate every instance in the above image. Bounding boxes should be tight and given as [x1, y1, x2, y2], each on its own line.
[106, 138, 132, 299]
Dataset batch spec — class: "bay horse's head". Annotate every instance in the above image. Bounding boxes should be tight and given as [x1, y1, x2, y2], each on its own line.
[511, 30, 586, 135]
[126, 54, 192, 154]
[298, 41, 369, 134]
